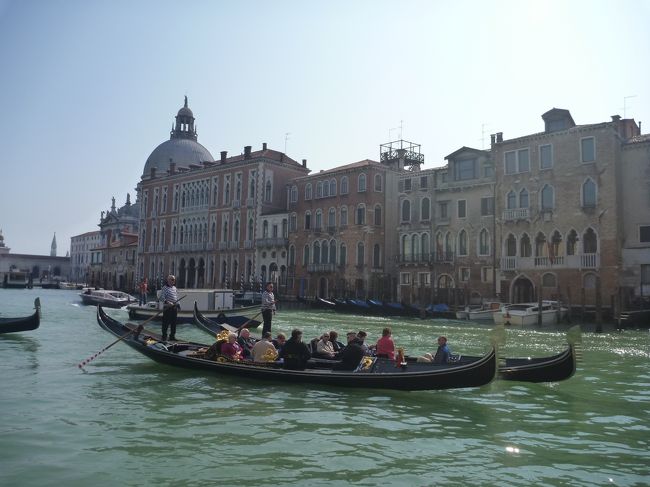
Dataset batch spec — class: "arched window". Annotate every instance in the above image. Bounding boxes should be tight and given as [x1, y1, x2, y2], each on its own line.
[421, 197, 430, 220]
[374, 174, 383, 192]
[340, 176, 349, 194]
[541, 184, 554, 210]
[313, 241, 321, 264]
[506, 234, 517, 256]
[550, 230, 562, 259]
[263, 220, 269, 238]
[321, 240, 328, 264]
[506, 190, 516, 209]
[236, 180, 242, 201]
[222, 221, 228, 242]
[582, 178, 597, 207]
[357, 242, 365, 265]
[373, 244, 381, 267]
[323, 180, 329, 197]
[340, 206, 348, 226]
[248, 218, 254, 240]
[265, 180, 272, 202]
[479, 229, 490, 255]
[542, 273, 556, 287]
[330, 179, 337, 196]
[224, 183, 230, 204]
[535, 232, 547, 257]
[356, 204, 365, 225]
[315, 209, 323, 230]
[566, 229, 578, 256]
[458, 230, 468, 256]
[520, 233, 532, 257]
[290, 185, 298, 203]
[303, 245, 310, 265]
[445, 232, 453, 254]
[358, 173, 367, 192]
[316, 181, 323, 198]
[374, 204, 382, 226]
[412, 233, 420, 257]
[329, 240, 336, 264]
[519, 188, 529, 208]
[421, 233, 430, 255]
[402, 234, 409, 256]
[328, 208, 336, 228]
[210, 222, 216, 242]
[340, 243, 347, 265]
[401, 200, 411, 222]
[289, 245, 295, 266]
[305, 183, 312, 200]
[583, 228, 598, 253]
[234, 220, 240, 242]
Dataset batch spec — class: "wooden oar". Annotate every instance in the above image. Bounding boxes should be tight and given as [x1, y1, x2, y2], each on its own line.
[235, 311, 263, 333]
[78, 324, 144, 369]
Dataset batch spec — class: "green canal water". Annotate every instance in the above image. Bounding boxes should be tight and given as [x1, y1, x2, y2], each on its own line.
[0, 289, 649, 486]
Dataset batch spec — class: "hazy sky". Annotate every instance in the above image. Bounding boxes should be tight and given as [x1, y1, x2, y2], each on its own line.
[0, 0, 648, 255]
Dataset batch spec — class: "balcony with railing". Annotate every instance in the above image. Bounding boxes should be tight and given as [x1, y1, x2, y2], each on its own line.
[244, 240, 254, 249]
[500, 253, 600, 271]
[256, 237, 289, 248]
[307, 263, 337, 273]
[502, 208, 530, 221]
[395, 253, 432, 265]
[229, 241, 239, 249]
[232, 200, 241, 209]
[246, 198, 255, 208]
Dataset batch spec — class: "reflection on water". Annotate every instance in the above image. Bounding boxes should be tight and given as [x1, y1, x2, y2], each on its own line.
[0, 289, 649, 487]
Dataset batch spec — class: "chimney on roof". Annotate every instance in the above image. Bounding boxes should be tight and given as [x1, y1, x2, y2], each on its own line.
[611, 115, 621, 122]
[150, 167, 156, 179]
[169, 162, 176, 174]
[302, 159, 307, 168]
[244, 146, 252, 159]
[496, 132, 503, 143]
[490, 134, 496, 145]
[262, 142, 267, 150]
[220, 151, 227, 162]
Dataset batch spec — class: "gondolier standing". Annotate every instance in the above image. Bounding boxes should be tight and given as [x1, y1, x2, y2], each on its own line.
[160, 275, 179, 341]
[261, 282, 277, 335]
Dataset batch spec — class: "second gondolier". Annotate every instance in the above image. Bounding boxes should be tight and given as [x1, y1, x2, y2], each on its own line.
[160, 275, 180, 341]
[261, 282, 277, 335]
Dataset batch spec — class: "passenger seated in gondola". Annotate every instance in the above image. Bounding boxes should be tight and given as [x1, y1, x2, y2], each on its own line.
[252, 332, 278, 362]
[333, 332, 365, 371]
[418, 336, 451, 364]
[272, 333, 286, 354]
[237, 328, 256, 359]
[375, 327, 395, 360]
[315, 332, 337, 359]
[279, 329, 311, 370]
[221, 333, 243, 361]
[356, 330, 373, 355]
[328, 331, 344, 352]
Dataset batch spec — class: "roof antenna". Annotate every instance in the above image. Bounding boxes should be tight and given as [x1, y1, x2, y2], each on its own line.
[623, 95, 637, 119]
[284, 132, 291, 153]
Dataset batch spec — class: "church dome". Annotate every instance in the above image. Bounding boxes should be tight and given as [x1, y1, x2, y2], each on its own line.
[143, 138, 214, 177]
[142, 97, 214, 177]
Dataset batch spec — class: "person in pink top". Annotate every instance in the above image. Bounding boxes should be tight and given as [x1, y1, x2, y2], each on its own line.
[375, 327, 395, 360]
[221, 333, 243, 361]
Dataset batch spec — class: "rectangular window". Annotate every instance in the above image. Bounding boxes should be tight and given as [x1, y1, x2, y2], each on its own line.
[304, 213, 311, 230]
[581, 137, 595, 162]
[400, 272, 411, 285]
[640, 225, 650, 243]
[505, 149, 530, 174]
[540, 144, 553, 169]
[481, 197, 494, 216]
[518, 149, 530, 172]
[420, 176, 428, 189]
[454, 158, 477, 181]
[460, 268, 470, 282]
[404, 179, 412, 191]
[505, 151, 517, 174]
[439, 201, 448, 219]
[419, 272, 430, 286]
[457, 200, 466, 218]
[484, 164, 494, 178]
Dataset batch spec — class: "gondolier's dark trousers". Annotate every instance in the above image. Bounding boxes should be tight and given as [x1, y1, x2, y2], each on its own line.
[262, 309, 273, 335]
[162, 306, 178, 340]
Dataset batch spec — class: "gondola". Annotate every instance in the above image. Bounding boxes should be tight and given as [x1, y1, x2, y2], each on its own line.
[0, 298, 41, 334]
[97, 305, 497, 391]
[192, 302, 260, 336]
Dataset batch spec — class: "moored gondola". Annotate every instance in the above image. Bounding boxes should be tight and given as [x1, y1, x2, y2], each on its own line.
[0, 298, 41, 335]
[193, 302, 260, 336]
[97, 305, 497, 391]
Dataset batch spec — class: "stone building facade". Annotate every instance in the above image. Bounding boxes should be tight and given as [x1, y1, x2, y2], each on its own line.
[70, 231, 101, 283]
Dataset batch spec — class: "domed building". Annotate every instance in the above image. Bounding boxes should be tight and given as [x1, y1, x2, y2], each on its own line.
[143, 96, 214, 178]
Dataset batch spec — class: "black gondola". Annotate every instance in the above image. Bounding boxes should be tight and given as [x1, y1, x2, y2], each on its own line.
[0, 298, 41, 335]
[192, 302, 259, 336]
[97, 306, 497, 391]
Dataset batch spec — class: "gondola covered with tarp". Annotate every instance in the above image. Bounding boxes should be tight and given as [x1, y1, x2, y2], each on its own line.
[97, 306, 497, 391]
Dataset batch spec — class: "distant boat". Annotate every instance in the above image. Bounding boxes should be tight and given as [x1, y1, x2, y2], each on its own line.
[457, 301, 508, 322]
[493, 301, 567, 326]
[79, 289, 137, 308]
[3, 270, 30, 289]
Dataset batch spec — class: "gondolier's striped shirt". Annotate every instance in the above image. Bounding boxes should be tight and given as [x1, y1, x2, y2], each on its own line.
[160, 285, 178, 306]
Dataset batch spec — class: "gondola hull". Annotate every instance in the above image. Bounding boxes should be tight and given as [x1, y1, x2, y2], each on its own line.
[0, 298, 41, 334]
[97, 306, 497, 391]
[129, 302, 261, 327]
